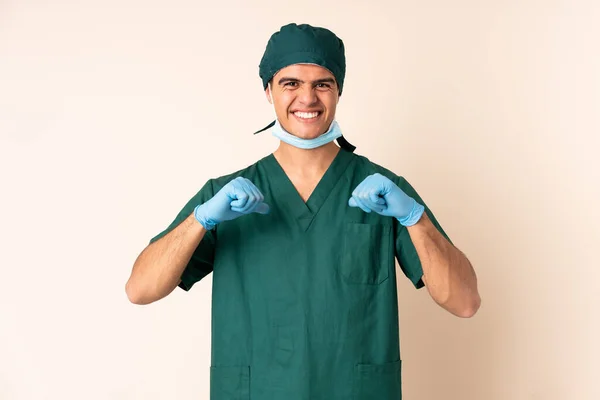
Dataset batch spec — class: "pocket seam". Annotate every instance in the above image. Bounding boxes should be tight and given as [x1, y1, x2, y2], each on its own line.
[341, 223, 391, 285]
[353, 360, 402, 399]
[210, 365, 250, 400]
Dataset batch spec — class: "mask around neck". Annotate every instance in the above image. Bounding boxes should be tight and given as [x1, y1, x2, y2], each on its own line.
[271, 118, 343, 150]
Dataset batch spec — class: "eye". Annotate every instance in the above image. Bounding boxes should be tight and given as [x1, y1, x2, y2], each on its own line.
[316, 83, 332, 89]
[284, 81, 299, 87]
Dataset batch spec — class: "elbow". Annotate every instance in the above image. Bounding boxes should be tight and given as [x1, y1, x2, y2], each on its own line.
[125, 272, 173, 305]
[435, 289, 481, 318]
[125, 279, 152, 305]
[456, 293, 481, 318]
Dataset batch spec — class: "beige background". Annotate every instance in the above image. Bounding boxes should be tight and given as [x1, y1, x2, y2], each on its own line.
[1, 0, 599, 399]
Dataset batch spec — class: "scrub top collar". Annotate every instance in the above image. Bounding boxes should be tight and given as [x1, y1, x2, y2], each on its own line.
[264, 148, 355, 231]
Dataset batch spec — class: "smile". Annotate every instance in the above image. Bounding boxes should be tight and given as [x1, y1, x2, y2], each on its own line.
[293, 111, 321, 120]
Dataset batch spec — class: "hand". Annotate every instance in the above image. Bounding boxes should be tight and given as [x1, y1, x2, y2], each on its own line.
[194, 177, 270, 230]
[348, 173, 425, 226]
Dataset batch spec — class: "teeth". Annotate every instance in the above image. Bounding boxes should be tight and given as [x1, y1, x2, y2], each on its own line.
[294, 111, 319, 119]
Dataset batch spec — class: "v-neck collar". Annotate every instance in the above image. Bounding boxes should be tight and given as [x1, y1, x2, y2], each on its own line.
[264, 148, 354, 231]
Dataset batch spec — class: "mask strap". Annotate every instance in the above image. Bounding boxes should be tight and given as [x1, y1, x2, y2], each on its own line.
[253, 120, 276, 135]
[336, 135, 356, 153]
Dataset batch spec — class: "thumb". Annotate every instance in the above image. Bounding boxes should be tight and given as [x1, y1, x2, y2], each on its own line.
[369, 192, 386, 205]
[253, 202, 271, 215]
[348, 197, 358, 208]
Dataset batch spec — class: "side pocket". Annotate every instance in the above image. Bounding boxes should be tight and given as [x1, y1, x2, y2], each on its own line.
[341, 223, 391, 285]
[210, 365, 250, 400]
[353, 360, 402, 399]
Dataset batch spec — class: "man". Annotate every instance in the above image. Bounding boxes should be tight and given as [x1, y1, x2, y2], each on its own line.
[126, 23, 480, 400]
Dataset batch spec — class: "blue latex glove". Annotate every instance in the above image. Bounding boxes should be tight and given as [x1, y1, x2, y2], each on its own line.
[194, 177, 270, 230]
[348, 173, 425, 226]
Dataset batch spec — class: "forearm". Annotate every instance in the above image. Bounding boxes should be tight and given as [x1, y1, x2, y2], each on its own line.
[126, 213, 206, 305]
[407, 213, 481, 318]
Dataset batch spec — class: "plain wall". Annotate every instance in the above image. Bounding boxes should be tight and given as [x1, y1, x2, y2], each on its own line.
[1, 0, 598, 399]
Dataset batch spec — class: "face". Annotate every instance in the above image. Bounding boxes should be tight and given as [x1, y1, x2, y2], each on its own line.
[265, 64, 340, 139]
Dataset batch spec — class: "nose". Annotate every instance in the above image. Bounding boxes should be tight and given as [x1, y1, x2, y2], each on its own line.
[297, 85, 318, 106]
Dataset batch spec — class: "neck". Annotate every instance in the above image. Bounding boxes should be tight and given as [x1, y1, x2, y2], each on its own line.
[273, 141, 341, 176]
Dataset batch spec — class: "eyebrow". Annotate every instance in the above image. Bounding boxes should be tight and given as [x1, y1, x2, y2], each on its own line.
[277, 77, 337, 86]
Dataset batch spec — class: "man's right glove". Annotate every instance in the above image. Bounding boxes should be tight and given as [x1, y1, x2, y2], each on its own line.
[193, 177, 270, 230]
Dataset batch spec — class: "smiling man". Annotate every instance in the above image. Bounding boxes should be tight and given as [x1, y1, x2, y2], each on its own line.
[126, 23, 480, 400]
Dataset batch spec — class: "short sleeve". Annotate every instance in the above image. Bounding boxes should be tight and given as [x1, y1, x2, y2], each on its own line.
[393, 176, 453, 289]
[148, 179, 217, 291]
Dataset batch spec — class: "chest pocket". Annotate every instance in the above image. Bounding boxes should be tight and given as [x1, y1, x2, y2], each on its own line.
[340, 223, 392, 285]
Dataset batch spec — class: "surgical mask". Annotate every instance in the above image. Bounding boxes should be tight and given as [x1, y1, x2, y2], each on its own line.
[266, 84, 343, 150]
[271, 118, 343, 150]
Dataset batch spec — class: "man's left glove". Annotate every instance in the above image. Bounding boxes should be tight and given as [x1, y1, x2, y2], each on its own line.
[348, 173, 425, 227]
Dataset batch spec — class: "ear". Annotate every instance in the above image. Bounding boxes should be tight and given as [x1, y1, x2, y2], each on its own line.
[265, 85, 273, 104]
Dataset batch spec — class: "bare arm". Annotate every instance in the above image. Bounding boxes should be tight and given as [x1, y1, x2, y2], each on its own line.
[407, 213, 481, 318]
[125, 213, 206, 305]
